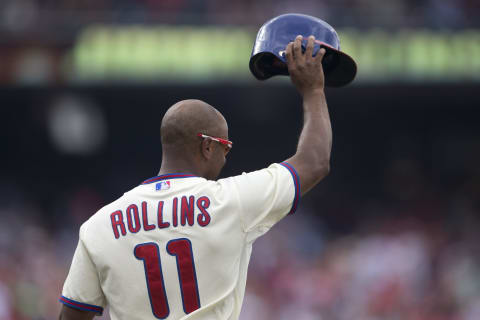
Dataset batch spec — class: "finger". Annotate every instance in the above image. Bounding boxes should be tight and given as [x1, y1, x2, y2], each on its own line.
[305, 35, 315, 59]
[314, 48, 327, 66]
[293, 35, 303, 59]
[285, 42, 294, 66]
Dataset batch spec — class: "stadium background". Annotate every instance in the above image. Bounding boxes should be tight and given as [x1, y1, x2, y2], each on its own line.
[1, 0, 480, 319]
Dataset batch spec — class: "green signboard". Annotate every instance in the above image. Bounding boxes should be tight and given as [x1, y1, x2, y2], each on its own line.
[70, 25, 480, 83]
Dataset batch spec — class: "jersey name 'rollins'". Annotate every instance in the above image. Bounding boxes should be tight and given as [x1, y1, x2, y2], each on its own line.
[110, 195, 212, 239]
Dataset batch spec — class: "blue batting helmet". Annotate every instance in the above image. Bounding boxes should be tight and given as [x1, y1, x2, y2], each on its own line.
[249, 13, 357, 87]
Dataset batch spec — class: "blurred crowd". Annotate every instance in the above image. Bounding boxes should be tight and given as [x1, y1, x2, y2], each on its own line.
[1, 0, 479, 32]
[1, 164, 479, 320]
[244, 214, 480, 320]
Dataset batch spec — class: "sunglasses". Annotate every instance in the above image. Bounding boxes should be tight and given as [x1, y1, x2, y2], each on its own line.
[197, 133, 233, 152]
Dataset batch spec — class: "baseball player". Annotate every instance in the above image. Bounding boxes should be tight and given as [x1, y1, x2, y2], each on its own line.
[59, 35, 332, 319]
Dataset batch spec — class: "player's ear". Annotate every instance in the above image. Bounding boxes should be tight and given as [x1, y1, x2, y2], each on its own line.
[200, 137, 214, 160]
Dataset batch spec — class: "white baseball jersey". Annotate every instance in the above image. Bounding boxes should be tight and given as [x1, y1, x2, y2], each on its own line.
[60, 162, 300, 319]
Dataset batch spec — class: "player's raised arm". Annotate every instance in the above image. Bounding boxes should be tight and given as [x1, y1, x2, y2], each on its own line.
[284, 35, 332, 196]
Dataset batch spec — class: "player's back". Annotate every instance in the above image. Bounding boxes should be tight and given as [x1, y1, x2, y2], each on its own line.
[61, 164, 298, 320]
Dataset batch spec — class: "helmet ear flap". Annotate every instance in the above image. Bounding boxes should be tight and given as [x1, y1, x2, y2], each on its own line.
[320, 47, 340, 74]
[250, 52, 288, 80]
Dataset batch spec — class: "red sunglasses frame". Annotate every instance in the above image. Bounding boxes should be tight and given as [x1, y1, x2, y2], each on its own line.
[197, 133, 233, 149]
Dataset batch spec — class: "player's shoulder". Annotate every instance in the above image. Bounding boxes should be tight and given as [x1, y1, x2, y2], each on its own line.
[217, 163, 292, 184]
[213, 163, 295, 199]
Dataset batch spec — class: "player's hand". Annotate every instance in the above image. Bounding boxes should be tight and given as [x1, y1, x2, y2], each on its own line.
[285, 35, 326, 96]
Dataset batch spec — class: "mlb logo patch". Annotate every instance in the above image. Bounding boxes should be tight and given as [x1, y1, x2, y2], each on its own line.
[156, 181, 171, 191]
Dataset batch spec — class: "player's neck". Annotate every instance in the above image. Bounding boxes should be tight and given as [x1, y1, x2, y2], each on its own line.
[158, 157, 203, 177]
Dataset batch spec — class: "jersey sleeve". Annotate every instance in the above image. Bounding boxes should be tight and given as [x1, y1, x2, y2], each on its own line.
[60, 226, 106, 315]
[222, 162, 300, 233]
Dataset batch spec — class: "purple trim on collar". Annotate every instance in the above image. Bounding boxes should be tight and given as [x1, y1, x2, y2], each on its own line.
[142, 173, 198, 185]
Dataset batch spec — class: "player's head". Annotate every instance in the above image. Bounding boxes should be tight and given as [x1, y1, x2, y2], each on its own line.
[161, 99, 230, 180]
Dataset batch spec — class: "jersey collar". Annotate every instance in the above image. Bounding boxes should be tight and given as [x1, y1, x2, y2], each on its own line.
[142, 173, 198, 185]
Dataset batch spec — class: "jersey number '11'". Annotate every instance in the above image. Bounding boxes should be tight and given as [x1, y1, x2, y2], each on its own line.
[134, 238, 201, 318]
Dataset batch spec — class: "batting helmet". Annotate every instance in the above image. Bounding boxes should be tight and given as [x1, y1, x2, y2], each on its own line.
[249, 13, 357, 87]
